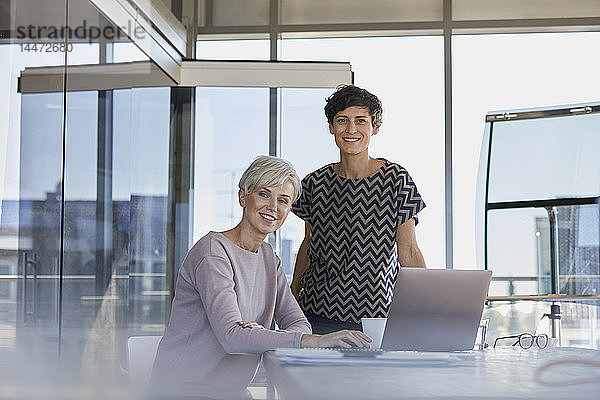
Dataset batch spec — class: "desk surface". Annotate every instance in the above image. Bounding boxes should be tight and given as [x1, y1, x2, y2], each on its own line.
[264, 347, 600, 400]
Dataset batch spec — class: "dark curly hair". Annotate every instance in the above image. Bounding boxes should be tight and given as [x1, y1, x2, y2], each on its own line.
[324, 84, 383, 128]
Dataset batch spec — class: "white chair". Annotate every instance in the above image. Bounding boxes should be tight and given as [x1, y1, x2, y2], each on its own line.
[127, 335, 163, 391]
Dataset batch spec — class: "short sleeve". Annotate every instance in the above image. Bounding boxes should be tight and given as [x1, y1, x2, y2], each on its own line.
[292, 175, 312, 222]
[397, 169, 426, 225]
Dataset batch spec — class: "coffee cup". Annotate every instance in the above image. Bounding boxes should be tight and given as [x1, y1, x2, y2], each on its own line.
[361, 317, 387, 349]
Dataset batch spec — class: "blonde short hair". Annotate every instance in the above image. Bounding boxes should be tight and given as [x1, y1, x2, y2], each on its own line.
[238, 155, 302, 202]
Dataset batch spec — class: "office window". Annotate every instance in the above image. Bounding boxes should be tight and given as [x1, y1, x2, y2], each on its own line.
[453, 32, 600, 271]
[113, 43, 149, 62]
[280, 36, 445, 269]
[193, 88, 270, 241]
[278, 88, 338, 276]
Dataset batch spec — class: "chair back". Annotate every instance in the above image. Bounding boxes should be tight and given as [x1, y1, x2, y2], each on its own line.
[127, 335, 163, 390]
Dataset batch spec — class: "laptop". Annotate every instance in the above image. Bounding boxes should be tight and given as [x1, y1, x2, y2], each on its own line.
[380, 268, 492, 352]
[274, 268, 492, 363]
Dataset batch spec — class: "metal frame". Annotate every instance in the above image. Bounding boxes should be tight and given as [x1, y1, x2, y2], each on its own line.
[88, 0, 186, 81]
[18, 60, 352, 93]
[443, 0, 453, 269]
[179, 60, 352, 88]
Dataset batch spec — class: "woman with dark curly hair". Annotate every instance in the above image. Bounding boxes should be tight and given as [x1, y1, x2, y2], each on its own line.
[290, 85, 427, 335]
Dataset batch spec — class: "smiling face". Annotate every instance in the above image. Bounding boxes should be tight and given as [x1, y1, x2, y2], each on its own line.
[329, 106, 379, 156]
[239, 179, 295, 236]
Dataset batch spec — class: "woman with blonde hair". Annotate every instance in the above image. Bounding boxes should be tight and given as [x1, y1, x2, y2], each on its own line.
[151, 155, 370, 400]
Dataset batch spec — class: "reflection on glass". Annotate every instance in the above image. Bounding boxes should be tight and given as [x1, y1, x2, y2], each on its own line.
[61, 91, 99, 367]
[113, 87, 171, 335]
[483, 301, 600, 349]
[193, 88, 269, 241]
[555, 204, 599, 296]
[0, 0, 71, 378]
[55, 87, 171, 374]
[15, 92, 64, 365]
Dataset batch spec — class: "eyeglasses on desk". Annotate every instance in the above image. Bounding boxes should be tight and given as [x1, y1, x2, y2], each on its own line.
[493, 332, 549, 349]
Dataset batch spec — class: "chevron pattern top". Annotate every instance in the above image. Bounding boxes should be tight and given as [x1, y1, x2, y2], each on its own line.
[292, 159, 425, 323]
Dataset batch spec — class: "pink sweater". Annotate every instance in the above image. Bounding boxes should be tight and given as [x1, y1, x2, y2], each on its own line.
[151, 231, 311, 399]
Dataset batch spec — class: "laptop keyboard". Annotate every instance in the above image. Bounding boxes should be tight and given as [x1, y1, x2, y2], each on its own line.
[304, 347, 384, 357]
[338, 348, 384, 357]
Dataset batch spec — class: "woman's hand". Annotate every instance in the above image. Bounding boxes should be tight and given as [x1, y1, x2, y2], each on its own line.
[237, 321, 265, 329]
[300, 330, 372, 348]
[290, 280, 301, 301]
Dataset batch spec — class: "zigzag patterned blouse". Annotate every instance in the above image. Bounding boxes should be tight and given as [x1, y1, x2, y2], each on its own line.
[292, 159, 425, 323]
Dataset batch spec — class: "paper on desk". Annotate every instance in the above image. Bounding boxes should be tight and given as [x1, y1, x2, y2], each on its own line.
[274, 349, 459, 366]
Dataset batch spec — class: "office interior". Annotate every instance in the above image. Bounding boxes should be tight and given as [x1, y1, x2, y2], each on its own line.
[0, 0, 599, 398]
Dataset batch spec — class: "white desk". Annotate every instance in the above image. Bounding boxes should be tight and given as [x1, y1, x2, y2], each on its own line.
[263, 347, 600, 399]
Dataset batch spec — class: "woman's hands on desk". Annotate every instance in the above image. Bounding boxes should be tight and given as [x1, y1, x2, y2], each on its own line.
[237, 321, 265, 329]
[301, 330, 372, 348]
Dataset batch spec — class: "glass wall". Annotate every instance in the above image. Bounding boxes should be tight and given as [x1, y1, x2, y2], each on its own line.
[1, 0, 66, 386]
[0, 0, 175, 394]
[482, 109, 600, 297]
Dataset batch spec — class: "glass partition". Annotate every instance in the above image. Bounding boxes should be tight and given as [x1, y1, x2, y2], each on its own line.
[0, 0, 68, 385]
[478, 104, 600, 297]
[0, 0, 175, 391]
[56, 85, 171, 379]
[15, 91, 64, 368]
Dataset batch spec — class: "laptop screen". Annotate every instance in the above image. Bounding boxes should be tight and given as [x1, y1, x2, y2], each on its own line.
[381, 268, 492, 351]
